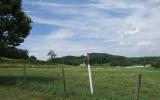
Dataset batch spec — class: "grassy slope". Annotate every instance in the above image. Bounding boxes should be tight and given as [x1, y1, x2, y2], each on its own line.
[0, 57, 47, 65]
[0, 63, 160, 100]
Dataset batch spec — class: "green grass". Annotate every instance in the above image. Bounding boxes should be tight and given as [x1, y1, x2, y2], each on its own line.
[0, 64, 160, 100]
[0, 57, 47, 65]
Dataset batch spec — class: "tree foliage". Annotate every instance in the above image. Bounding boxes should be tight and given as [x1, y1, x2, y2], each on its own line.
[48, 53, 160, 67]
[0, 0, 32, 59]
[0, 0, 32, 48]
[29, 55, 37, 61]
[47, 50, 57, 60]
[151, 59, 160, 68]
[0, 47, 29, 59]
[49, 55, 86, 66]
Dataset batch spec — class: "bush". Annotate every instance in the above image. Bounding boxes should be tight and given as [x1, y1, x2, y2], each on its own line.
[30, 55, 37, 61]
[0, 47, 29, 59]
[151, 59, 160, 68]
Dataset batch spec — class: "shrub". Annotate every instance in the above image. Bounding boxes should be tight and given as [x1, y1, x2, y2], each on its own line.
[30, 55, 37, 61]
[0, 47, 29, 59]
[151, 59, 160, 68]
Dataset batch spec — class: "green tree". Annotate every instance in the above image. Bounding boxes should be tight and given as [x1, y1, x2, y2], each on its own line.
[29, 55, 37, 61]
[0, 0, 32, 58]
[47, 50, 57, 60]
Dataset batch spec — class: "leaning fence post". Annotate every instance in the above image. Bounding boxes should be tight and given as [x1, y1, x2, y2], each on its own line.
[135, 74, 142, 100]
[23, 64, 27, 86]
[61, 66, 66, 96]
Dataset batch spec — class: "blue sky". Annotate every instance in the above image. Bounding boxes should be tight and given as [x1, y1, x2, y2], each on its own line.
[20, 0, 160, 60]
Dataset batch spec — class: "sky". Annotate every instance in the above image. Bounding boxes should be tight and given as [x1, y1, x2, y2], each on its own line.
[20, 0, 160, 60]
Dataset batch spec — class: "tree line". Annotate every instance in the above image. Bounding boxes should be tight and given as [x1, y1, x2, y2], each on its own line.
[48, 53, 160, 68]
[0, 47, 29, 59]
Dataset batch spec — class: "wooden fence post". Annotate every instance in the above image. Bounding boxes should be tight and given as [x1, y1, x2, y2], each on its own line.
[23, 65, 27, 86]
[135, 74, 142, 100]
[61, 66, 66, 96]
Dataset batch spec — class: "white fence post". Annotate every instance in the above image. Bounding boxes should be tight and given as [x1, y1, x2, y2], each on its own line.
[87, 53, 93, 94]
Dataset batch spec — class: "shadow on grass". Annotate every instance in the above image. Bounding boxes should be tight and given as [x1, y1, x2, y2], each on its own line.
[0, 76, 57, 86]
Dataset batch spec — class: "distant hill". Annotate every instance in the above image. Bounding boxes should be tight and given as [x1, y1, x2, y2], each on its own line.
[52, 53, 126, 66]
[51, 53, 160, 66]
[88, 53, 127, 65]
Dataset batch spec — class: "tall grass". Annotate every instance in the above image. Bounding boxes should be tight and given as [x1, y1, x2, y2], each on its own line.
[0, 65, 160, 100]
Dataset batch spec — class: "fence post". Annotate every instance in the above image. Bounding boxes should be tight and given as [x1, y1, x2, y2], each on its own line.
[61, 65, 66, 96]
[23, 64, 27, 86]
[135, 74, 142, 100]
[87, 53, 94, 95]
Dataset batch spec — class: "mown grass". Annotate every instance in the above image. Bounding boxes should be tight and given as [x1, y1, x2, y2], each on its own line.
[0, 65, 160, 100]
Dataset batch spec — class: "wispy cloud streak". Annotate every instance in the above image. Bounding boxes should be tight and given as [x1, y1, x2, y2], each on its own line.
[21, 0, 160, 60]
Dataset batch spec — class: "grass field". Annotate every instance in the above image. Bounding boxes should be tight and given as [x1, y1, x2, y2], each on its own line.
[0, 64, 160, 100]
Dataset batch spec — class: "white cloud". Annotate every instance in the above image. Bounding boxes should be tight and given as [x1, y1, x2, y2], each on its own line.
[21, 0, 160, 59]
[124, 28, 140, 35]
[24, 0, 144, 8]
[94, 0, 145, 9]
[137, 41, 152, 47]
[31, 16, 83, 29]
[119, 27, 140, 38]
[135, 40, 159, 51]
[45, 29, 75, 40]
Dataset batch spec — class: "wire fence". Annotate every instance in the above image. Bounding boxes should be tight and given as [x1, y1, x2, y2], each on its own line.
[0, 65, 160, 100]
